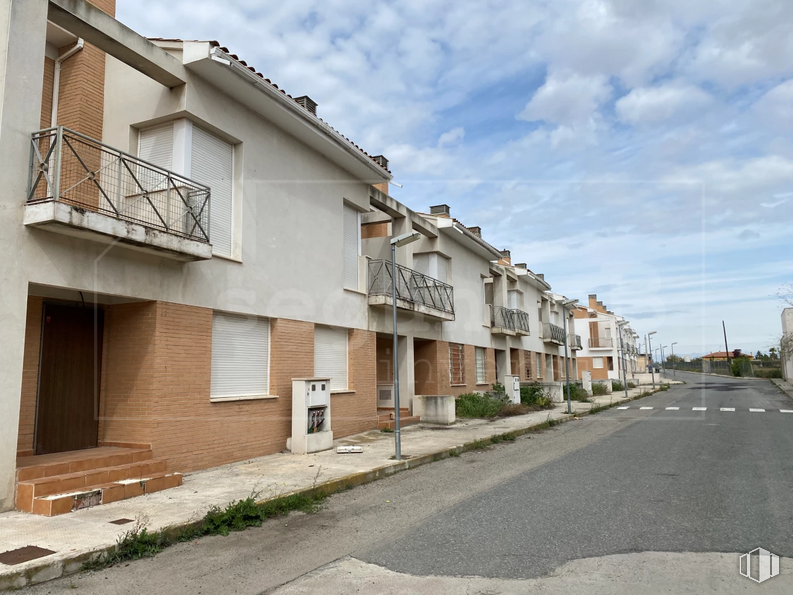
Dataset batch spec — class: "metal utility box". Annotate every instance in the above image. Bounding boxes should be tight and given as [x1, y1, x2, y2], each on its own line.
[287, 378, 334, 454]
[504, 375, 521, 404]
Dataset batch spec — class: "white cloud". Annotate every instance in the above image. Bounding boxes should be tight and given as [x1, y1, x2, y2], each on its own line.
[751, 79, 793, 133]
[518, 71, 611, 126]
[616, 83, 713, 126]
[437, 127, 465, 147]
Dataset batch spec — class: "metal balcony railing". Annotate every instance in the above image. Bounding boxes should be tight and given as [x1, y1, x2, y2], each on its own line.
[542, 322, 565, 344]
[589, 337, 614, 348]
[28, 127, 211, 243]
[491, 305, 516, 331]
[512, 309, 530, 334]
[368, 259, 454, 315]
[570, 334, 583, 350]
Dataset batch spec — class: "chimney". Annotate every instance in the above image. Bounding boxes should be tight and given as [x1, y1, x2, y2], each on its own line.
[429, 204, 451, 217]
[515, 263, 527, 269]
[537, 273, 544, 280]
[498, 249, 511, 265]
[372, 155, 389, 170]
[588, 294, 598, 308]
[468, 226, 482, 237]
[295, 95, 317, 116]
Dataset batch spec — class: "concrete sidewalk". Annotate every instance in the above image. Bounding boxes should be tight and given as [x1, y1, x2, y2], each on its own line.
[0, 383, 673, 589]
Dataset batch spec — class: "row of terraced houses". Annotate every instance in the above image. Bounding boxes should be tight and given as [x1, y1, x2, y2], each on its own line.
[0, 0, 639, 514]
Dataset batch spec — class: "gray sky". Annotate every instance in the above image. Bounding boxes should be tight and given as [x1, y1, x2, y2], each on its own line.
[120, 0, 793, 356]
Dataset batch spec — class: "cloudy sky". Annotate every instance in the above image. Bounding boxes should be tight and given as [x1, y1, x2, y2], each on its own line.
[120, 0, 793, 357]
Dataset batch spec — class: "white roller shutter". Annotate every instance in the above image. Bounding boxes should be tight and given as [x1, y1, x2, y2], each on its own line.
[314, 326, 348, 391]
[508, 290, 519, 309]
[211, 312, 269, 398]
[192, 125, 234, 257]
[343, 205, 359, 289]
[138, 123, 174, 170]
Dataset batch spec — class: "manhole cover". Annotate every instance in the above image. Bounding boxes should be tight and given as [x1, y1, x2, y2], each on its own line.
[109, 518, 135, 525]
[0, 545, 55, 566]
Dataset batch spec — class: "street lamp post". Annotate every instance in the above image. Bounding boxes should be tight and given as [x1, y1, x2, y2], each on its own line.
[648, 331, 657, 389]
[561, 298, 578, 415]
[661, 345, 667, 377]
[618, 322, 629, 400]
[389, 231, 421, 461]
[671, 342, 678, 379]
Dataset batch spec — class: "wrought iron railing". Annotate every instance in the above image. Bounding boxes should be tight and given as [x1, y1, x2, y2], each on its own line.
[542, 323, 565, 343]
[589, 337, 614, 348]
[570, 334, 583, 350]
[512, 309, 530, 334]
[28, 127, 211, 243]
[491, 306, 515, 331]
[368, 259, 454, 315]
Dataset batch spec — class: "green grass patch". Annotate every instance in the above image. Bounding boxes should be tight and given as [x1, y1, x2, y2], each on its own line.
[611, 381, 624, 392]
[83, 492, 326, 571]
[755, 368, 783, 379]
[456, 392, 505, 418]
[380, 427, 394, 433]
[627, 382, 637, 389]
[591, 383, 608, 396]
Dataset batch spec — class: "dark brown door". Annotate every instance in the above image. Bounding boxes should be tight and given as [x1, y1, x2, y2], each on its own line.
[35, 303, 103, 455]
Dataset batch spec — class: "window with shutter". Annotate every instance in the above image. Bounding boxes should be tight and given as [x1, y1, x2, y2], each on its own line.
[192, 125, 234, 258]
[314, 326, 348, 391]
[138, 123, 174, 170]
[593, 357, 604, 369]
[475, 347, 486, 384]
[525, 350, 532, 379]
[437, 256, 449, 283]
[343, 205, 360, 289]
[450, 343, 465, 385]
[536, 353, 543, 378]
[210, 312, 269, 399]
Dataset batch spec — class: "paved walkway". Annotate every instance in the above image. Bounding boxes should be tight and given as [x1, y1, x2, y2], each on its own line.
[0, 382, 675, 588]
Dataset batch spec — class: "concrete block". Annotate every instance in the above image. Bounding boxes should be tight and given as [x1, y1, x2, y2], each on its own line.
[414, 395, 455, 425]
[581, 371, 593, 396]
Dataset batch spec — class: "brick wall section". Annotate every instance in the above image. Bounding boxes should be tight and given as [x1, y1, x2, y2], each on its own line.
[361, 222, 389, 239]
[40, 58, 54, 130]
[434, 341, 494, 396]
[16, 297, 44, 455]
[99, 302, 158, 446]
[332, 328, 377, 437]
[575, 356, 609, 380]
[485, 348, 496, 385]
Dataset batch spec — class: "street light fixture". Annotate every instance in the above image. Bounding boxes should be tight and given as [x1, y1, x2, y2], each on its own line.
[389, 231, 421, 461]
[561, 298, 578, 415]
[648, 331, 657, 389]
[671, 342, 678, 379]
[661, 345, 668, 377]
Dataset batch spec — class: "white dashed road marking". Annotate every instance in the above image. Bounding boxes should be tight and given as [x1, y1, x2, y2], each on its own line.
[617, 406, 629, 410]
[665, 407, 679, 410]
[749, 408, 765, 413]
[640, 407, 653, 410]
[720, 408, 735, 412]
[692, 407, 707, 411]
[781, 410, 793, 413]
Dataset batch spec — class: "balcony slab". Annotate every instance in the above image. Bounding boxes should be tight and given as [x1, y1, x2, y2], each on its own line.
[24, 201, 212, 262]
[368, 294, 455, 322]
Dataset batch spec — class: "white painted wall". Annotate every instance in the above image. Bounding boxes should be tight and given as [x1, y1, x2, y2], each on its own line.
[782, 309, 793, 381]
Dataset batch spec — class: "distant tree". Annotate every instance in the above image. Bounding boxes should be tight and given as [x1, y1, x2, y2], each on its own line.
[769, 347, 779, 360]
[756, 350, 763, 360]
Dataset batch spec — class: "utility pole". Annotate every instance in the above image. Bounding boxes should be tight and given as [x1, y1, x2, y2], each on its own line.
[648, 331, 657, 389]
[671, 342, 678, 379]
[722, 321, 731, 367]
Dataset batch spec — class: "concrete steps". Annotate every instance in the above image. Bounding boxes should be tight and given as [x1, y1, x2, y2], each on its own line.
[377, 408, 421, 430]
[15, 448, 181, 516]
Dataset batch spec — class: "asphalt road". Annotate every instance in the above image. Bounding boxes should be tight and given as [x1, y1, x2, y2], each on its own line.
[24, 373, 793, 594]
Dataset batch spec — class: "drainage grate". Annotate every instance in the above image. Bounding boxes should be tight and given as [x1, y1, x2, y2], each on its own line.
[0, 545, 56, 566]
[109, 518, 134, 525]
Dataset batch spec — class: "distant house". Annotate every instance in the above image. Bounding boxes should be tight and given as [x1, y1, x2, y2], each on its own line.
[702, 350, 752, 361]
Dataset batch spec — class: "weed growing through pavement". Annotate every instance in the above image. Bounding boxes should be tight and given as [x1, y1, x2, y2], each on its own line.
[83, 491, 327, 571]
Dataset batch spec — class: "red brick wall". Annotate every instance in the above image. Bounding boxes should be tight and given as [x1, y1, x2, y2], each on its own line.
[332, 328, 377, 437]
[414, 339, 438, 395]
[16, 297, 44, 455]
[99, 302, 158, 447]
[435, 341, 493, 396]
[361, 222, 389, 239]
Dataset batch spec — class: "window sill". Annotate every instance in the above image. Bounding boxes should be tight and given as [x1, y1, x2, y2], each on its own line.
[450, 384, 467, 387]
[476, 383, 490, 386]
[210, 394, 278, 403]
[343, 287, 367, 297]
[330, 389, 355, 395]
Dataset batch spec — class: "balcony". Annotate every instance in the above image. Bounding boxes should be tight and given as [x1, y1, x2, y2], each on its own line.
[490, 306, 516, 335]
[25, 127, 212, 261]
[570, 334, 583, 350]
[512, 309, 530, 335]
[367, 259, 455, 321]
[589, 337, 614, 349]
[542, 322, 565, 345]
